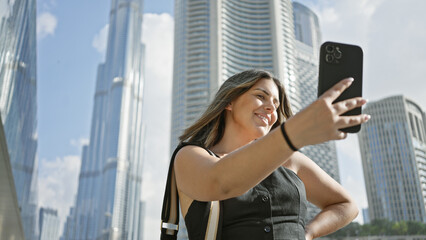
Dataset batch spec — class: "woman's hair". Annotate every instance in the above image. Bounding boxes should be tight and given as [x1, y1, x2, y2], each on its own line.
[179, 69, 293, 148]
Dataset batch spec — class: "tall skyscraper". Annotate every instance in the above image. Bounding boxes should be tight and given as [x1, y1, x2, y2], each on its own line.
[39, 208, 60, 240]
[292, 1, 340, 221]
[171, 0, 297, 151]
[63, 0, 146, 239]
[358, 95, 426, 222]
[0, 0, 39, 239]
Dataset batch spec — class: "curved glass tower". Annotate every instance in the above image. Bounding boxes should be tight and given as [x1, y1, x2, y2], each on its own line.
[171, 0, 297, 151]
[64, 0, 145, 239]
[359, 95, 426, 222]
[0, 0, 39, 239]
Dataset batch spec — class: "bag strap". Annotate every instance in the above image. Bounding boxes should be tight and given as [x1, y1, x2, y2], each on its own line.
[161, 143, 222, 240]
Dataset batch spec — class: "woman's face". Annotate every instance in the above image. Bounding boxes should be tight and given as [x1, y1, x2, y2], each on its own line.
[226, 78, 280, 139]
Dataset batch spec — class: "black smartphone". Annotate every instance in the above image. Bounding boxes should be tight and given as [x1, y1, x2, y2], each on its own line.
[318, 41, 363, 133]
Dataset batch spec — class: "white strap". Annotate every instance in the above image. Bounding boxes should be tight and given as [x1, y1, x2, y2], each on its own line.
[205, 201, 220, 240]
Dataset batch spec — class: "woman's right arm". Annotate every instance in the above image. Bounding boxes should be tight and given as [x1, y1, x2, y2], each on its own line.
[174, 78, 369, 201]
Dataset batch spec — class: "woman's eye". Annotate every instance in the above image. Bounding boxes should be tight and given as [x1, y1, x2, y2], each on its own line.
[257, 95, 265, 99]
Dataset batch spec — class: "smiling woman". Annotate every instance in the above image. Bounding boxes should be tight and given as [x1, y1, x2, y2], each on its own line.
[161, 69, 370, 240]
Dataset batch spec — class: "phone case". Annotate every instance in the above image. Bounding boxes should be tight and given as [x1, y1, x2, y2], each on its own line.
[318, 41, 363, 133]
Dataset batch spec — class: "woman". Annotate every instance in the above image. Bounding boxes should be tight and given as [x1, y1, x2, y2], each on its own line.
[162, 70, 369, 239]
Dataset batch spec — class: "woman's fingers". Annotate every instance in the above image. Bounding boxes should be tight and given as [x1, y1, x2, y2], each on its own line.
[320, 77, 354, 103]
[333, 97, 367, 115]
[335, 114, 371, 129]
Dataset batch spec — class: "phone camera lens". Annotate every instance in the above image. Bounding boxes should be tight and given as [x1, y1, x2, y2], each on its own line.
[334, 49, 342, 59]
[326, 54, 334, 63]
[326, 45, 334, 53]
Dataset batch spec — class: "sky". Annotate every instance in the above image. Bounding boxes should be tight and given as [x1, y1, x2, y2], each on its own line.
[35, 0, 426, 239]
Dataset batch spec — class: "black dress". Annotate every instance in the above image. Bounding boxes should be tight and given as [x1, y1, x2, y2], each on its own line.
[184, 149, 308, 240]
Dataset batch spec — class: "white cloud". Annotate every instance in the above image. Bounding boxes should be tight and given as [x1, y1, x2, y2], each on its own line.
[92, 24, 109, 56]
[38, 155, 81, 236]
[142, 13, 174, 86]
[37, 12, 58, 39]
[69, 137, 89, 149]
[297, 0, 426, 224]
[140, 13, 174, 240]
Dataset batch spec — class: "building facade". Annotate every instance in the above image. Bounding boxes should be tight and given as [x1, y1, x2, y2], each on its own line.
[0, 0, 39, 239]
[171, 0, 298, 151]
[358, 95, 426, 222]
[63, 0, 146, 239]
[292, 1, 340, 221]
[39, 208, 60, 240]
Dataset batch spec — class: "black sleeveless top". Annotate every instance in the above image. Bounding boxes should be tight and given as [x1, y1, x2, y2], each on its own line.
[184, 148, 308, 240]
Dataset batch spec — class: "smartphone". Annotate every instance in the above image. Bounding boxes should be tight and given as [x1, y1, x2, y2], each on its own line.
[318, 41, 363, 133]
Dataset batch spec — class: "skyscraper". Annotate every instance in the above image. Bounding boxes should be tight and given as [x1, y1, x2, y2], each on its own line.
[0, 0, 39, 239]
[63, 0, 146, 239]
[358, 95, 426, 222]
[292, 1, 340, 221]
[39, 208, 60, 240]
[171, 0, 297, 151]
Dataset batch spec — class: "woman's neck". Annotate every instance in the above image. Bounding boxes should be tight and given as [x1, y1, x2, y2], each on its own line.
[210, 126, 255, 156]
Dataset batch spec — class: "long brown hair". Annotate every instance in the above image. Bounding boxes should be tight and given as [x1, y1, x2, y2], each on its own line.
[179, 69, 293, 148]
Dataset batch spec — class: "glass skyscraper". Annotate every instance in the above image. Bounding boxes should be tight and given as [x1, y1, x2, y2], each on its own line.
[0, 0, 39, 239]
[292, 1, 340, 221]
[39, 208, 60, 240]
[63, 0, 146, 239]
[358, 95, 426, 222]
[171, 0, 297, 151]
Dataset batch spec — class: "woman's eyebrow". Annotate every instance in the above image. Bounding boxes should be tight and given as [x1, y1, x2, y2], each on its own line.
[254, 88, 270, 96]
[254, 88, 279, 104]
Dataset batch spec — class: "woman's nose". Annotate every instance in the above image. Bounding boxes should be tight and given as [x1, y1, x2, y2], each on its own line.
[264, 102, 275, 112]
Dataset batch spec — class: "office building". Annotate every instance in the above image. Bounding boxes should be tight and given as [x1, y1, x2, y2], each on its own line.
[171, 0, 298, 151]
[293, 1, 340, 221]
[0, 0, 39, 239]
[39, 208, 60, 240]
[358, 95, 426, 222]
[63, 0, 146, 239]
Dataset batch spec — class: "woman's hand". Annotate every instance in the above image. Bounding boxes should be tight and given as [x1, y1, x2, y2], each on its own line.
[305, 231, 313, 240]
[285, 78, 369, 149]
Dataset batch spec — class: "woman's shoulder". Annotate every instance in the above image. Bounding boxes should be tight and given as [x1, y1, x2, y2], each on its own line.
[174, 143, 217, 165]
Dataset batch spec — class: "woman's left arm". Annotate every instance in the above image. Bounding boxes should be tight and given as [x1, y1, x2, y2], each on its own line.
[287, 151, 359, 240]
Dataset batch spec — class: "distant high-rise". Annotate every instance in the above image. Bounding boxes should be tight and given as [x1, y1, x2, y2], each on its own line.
[39, 208, 60, 240]
[0, 0, 39, 239]
[358, 95, 426, 222]
[292, 1, 340, 221]
[63, 0, 146, 239]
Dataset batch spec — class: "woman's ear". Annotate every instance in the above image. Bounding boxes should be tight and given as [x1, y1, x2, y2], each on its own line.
[225, 102, 232, 111]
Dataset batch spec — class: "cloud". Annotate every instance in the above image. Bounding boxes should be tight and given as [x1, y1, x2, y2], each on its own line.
[92, 24, 109, 55]
[37, 12, 58, 39]
[140, 13, 174, 240]
[365, 0, 426, 108]
[38, 155, 81, 236]
[297, 0, 426, 223]
[69, 137, 89, 149]
[142, 13, 174, 86]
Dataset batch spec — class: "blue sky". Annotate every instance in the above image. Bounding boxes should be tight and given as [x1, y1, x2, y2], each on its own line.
[37, 0, 173, 160]
[36, 0, 426, 239]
